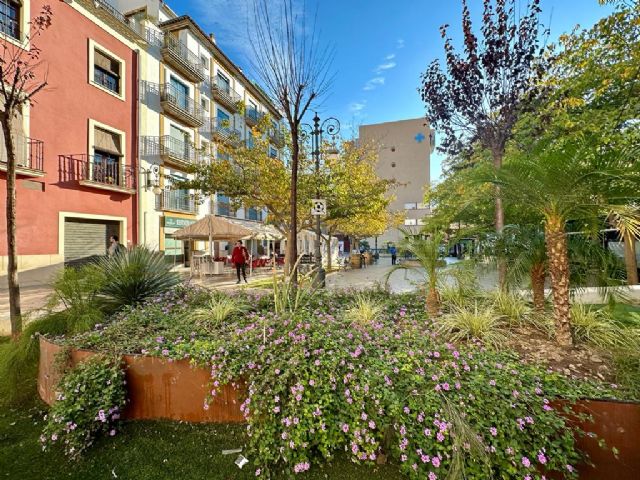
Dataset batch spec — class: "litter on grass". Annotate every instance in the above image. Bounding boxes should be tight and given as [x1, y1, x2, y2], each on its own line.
[235, 455, 249, 469]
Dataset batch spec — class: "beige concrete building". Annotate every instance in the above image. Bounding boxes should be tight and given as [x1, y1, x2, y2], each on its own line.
[359, 118, 434, 250]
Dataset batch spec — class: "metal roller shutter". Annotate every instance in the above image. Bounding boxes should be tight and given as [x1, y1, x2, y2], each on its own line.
[64, 218, 119, 264]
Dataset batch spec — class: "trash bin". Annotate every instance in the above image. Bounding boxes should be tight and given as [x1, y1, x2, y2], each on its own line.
[350, 253, 362, 269]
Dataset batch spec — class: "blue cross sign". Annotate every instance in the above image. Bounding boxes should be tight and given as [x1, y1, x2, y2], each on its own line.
[414, 132, 426, 143]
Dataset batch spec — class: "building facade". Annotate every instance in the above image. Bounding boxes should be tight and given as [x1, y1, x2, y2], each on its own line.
[0, 0, 283, 273]
[0, 0, 145, 272]
[359, 118, 434, 249]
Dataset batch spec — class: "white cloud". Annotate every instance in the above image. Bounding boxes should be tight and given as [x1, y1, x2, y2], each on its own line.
[385, 53, 396, 60]
[363, 77, 385, 91]
[349, 101, 367, 113]
[396, 38, 405, 49]
[374, 61, 396, 74]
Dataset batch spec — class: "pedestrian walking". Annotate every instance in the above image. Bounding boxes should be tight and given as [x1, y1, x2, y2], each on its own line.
[389, 245, 397, 265]
[231, 240, 249, 284]
[108, 235, 123, 256]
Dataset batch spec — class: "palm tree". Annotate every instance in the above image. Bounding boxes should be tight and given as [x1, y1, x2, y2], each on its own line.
[385, 230, 446, 316]
[491, 142, 640, 345]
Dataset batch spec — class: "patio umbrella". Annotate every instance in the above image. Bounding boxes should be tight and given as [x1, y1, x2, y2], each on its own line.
[173, 215, 254, 256]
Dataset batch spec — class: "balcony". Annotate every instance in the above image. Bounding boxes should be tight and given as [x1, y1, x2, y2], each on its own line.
[160, 83, 204, 128]
[0, 137, 45, 177]
[209, 78, 241, 112]
[160, 34, 206, 83]
[64, 154, 136, 194]
[82, 0, 145, 41]
[204, 119, 242, 145]
[157, 189, 196, 214]
[245, 107, 265, 127]
[141, 135, 199, 168]
[268, 128, 285, 147]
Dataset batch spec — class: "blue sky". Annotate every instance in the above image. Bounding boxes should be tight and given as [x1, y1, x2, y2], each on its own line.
[172, 0, 613, 180]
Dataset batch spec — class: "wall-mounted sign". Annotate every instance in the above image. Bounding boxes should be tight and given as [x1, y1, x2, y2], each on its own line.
[164, 216, 197, 229]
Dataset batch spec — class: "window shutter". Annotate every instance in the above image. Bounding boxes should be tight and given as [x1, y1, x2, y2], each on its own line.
[94, 50, 119, 77]
[94, 127, 122, 155]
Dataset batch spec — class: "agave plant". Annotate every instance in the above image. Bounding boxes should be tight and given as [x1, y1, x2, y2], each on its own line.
[93, 246, 181, 311]
[385, 229, 446, 317]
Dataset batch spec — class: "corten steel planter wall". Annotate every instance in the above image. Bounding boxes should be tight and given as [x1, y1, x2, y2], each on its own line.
[37, 339, 640, 476]
[38, 338, 244, 423]
[562, 399, 640, 479]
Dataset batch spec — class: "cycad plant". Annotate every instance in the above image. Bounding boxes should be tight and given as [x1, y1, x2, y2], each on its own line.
[385, 229, 446, 316]
[491, 141, 640, 345]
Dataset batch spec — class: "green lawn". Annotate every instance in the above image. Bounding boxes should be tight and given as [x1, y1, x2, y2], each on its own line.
[0, 402, 403, 480]
[593, 302, 640, 327]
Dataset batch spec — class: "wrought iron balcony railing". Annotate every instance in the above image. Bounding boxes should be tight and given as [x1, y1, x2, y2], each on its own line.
[208, 118, 242, 144]
[268, 128, 285, 147]
[148, 29, 205, 83]
[92, 0, 145, 39]
[209, 77, 241, 111]
[159, 83, 204, 127]
[245, 107, 265, 127]
[63, 154, 136, 193]
[157, 189, 196, 214]
[141, 135, 199, 166]
[0, 136, 44, 175]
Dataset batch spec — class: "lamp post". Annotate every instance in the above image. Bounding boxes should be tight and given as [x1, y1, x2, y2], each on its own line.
[301, 113, 340, 287]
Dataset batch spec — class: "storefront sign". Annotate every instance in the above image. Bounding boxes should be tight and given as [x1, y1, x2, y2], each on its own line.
[164, 216, 196, 229]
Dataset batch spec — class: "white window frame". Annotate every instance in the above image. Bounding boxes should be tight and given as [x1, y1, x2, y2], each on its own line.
[404, 219, 417, 226]
[88, 39, 126, 101]
[0, 0, 29, 48]
[88, 118, 126, 180]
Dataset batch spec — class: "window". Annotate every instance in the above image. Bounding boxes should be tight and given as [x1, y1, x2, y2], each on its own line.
[201, 97, 209, 112]
[92, 126, 123, 186]
[0, 0, 20, 40]
[89, 40, 126, 100]
[269, 146, 278, 159]
[170, 76, 189, 110]
[200, 55, 209, 71]
[94, 50, 121, 94]
[404, 219, 417, 226]
[169, 124, 190, 158]
[216, 72, 230, 93]
[404, 203, 418, 210]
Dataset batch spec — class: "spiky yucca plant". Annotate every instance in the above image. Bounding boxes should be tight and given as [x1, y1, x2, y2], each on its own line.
[93, 246, 180, 311]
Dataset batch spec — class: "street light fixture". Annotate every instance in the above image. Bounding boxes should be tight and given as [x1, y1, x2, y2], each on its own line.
[300, 112, 340, 287]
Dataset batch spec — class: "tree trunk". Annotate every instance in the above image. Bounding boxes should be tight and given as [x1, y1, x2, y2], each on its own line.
[492, 149, 506, 290]
[426, 286, 441, 318]
[287, 128, 300, 284]
[2, 119, 22, 339]
[623, 232, 639, 285]
[544, 216, 572, 346]
[326, 232, 332, 271]
[530, 262, 545, 313]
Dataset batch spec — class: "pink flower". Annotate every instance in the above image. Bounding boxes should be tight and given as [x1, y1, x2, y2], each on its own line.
[255, 468, 261, 476]
[342, 423, 349, 433]
[109, 429, 116, 436]
[537, 452, 547, 465]
[489, 380, 496, 386]
[489, 427, 497, 437]
[522, 457, 531, 468]
[432, 456, 441, 468]
[428, 472, 437, 480]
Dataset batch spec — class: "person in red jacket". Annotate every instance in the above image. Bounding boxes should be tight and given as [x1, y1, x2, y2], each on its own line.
[231, 240, 249, 284]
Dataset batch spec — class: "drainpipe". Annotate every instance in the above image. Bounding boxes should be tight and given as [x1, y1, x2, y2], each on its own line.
[135, 47, 144, 247]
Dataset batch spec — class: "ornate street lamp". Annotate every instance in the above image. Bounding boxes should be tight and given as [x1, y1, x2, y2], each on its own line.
[300, 113, 340, 287]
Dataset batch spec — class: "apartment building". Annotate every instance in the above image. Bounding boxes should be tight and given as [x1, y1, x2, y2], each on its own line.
[359, 118, 435, 249]
[0, 0, 283, 272]
[118, 0, 283, 263]
[0, 0, 146, 272]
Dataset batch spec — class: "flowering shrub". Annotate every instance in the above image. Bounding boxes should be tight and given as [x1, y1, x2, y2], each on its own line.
[41, 355, 126, 459]
[60, 289, 615, 477]
[168, 292, 609, 478]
